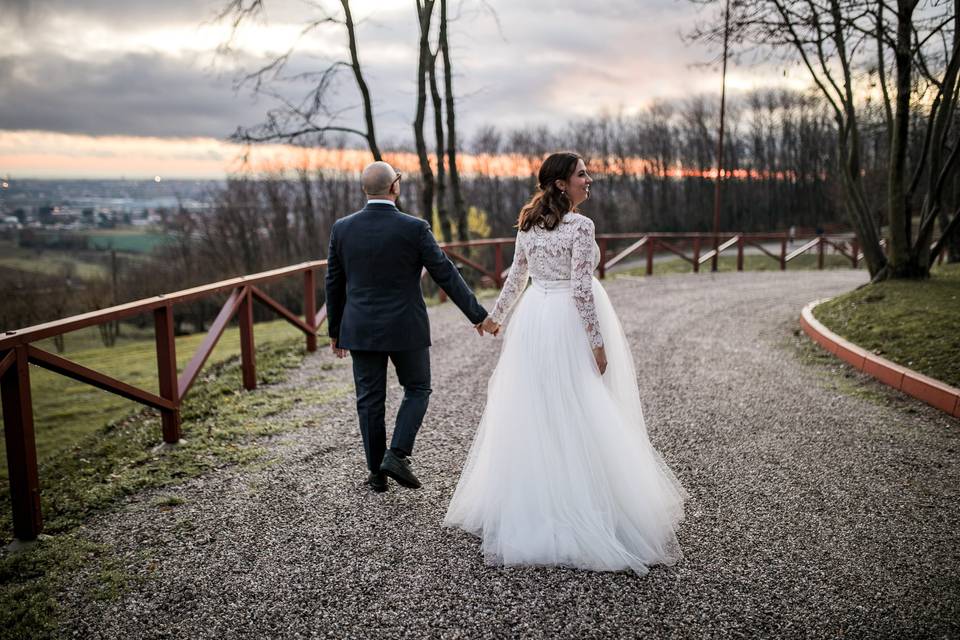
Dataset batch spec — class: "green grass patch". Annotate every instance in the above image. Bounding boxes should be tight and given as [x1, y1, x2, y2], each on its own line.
[617, 252, 855, 277]
[0, 333, 345, 639]
[0, 318, 314, 482]
[82, 230, 172, 253]
[0, 241, 108, 280]
[813, 262, 960, 388]
[0, 333, 333, 539]
[787, 324, 901, 406]
[0, 534, 128, 640]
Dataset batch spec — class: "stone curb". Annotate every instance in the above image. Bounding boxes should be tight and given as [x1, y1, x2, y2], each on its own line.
[801, 298, 960, 418]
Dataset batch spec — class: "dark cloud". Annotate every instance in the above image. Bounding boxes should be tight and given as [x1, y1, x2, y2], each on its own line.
[0, 50, 264, 137]
[4, 0, 232, 29]
[0, 0, 770, 142]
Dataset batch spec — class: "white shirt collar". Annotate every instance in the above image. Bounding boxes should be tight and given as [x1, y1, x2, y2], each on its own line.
[366, 199, 397, 206]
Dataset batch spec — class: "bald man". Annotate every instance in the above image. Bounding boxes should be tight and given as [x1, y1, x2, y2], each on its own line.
[325, 161, 498, 493]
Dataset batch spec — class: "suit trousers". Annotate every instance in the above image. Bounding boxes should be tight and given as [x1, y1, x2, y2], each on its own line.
[350, 348, 432, 472]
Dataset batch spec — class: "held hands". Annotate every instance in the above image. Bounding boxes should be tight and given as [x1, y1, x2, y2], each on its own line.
[475, 316, 501, 337]
[593, 345, 607, 375]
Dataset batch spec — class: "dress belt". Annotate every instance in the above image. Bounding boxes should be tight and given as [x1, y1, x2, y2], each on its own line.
[531, 279, 572, 294]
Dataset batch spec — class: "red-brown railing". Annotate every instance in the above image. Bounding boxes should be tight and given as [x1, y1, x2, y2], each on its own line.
[1, 261, 327, 541]
[439, 232, 870, 290]
[0, 230, 946, 541]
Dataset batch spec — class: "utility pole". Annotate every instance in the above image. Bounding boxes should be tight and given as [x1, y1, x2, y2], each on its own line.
[711, 0, 731, 272]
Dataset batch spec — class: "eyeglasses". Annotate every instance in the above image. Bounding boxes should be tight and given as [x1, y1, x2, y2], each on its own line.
[391, 171, 402, 188]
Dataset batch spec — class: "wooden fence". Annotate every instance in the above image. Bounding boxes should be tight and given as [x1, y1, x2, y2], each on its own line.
[0, 231, 942, 541]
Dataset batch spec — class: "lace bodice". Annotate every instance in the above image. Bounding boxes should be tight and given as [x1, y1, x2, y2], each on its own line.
[490, 213, 603, 348]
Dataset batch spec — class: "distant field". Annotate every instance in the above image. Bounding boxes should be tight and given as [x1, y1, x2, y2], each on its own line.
[0, 241, 108, 280]
[83, 229, 172, 253]
[0, 317, 321, 483]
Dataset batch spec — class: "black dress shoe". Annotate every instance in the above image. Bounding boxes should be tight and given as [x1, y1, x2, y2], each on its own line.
[380, 450, 421, 489]
[366, 471, 388, 493]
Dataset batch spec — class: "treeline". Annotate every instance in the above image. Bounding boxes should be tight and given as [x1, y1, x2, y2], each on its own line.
[461, 89, 843, 238]
[8, 86, 956, 338]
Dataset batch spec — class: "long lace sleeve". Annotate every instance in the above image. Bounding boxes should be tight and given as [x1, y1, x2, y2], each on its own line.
[490, 234, 529, 324]
[571, 217, 603, 348]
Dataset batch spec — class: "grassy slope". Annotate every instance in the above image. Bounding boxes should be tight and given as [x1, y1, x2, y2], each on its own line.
[0, 334, 344, 640]
[0, 318, 314, 484]
[813, 262, 960, 388]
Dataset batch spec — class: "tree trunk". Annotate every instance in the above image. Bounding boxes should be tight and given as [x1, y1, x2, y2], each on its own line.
[439, 0, 469, 242]
[839, 118, 887, 278]
[414, 0, 436, 220]
[429, 49, 453, 242]
[886, 0, 921, 277]
[936, 206, 960, 264]
[341, 0, 382, 161]
[297, 168, 320, 258]
[916, 0, 960, 269]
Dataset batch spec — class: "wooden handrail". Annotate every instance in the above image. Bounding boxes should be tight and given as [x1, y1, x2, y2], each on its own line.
[1, 261, 329, 541]
[785, 238, 821, 262]
[0, 260, 328, 350]
[698, 235, 740, 264]
[2, 227, 936, 542]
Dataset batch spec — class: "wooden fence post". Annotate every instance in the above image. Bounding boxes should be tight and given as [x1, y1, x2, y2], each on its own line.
[1, 345, 43, 541]
[598, 238, 607, 279]
[154, 304, 181, 444]
[736, 236, 744, 271]
[646, 238, 655, 276]
[239, 287, 256, 390]
[780, 237, 787, 270]
[304, 270, 317, 353]
[693, 237, 701, 274]
[818, 237, 825, 270]
[851, 239, 859, 269]
[494, 243, 504, 288]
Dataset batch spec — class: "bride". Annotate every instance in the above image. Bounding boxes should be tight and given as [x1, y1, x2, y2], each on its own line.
[443, 151, 688, 575]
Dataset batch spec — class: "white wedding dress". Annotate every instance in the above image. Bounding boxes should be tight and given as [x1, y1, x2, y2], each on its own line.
[443, 212, 688, 575]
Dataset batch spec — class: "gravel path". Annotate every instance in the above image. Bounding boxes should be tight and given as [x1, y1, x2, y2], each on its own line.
[58, 270, 959, 639]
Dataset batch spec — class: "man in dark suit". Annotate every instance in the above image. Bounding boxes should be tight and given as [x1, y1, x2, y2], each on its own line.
[325, 161, 498, 492]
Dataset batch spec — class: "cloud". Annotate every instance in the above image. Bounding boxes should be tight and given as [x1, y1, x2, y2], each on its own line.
[0, 0, 800, 144]
[0, 50, 267, 137]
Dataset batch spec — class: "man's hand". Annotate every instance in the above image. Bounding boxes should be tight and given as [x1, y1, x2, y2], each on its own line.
[331, 338, 348, 359]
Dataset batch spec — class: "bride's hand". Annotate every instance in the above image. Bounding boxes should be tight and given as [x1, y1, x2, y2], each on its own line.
[480, 317, 501, 336]
[593, 346, 607, 375]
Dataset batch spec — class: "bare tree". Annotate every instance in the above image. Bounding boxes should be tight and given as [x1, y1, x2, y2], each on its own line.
[439, 0, 470, 241]
[216, 0, 382, 159]
[414, 0, 437, 219]
[430, 47, 454, 240]
[687, 0, 960, 279]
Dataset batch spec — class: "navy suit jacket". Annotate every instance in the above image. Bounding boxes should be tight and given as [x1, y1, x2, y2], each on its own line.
[324, 201, 488, 351]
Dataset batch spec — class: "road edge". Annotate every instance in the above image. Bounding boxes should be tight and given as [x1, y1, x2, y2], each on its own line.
[800, 299, 960, 418]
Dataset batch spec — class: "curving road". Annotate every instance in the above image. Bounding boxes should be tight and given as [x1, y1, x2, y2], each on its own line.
[58, 270, 959, 639]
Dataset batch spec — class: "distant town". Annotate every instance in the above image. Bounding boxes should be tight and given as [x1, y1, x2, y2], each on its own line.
[0, 177, 220, 234]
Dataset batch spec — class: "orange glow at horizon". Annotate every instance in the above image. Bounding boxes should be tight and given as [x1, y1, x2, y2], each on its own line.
[0, 131, 794, 182]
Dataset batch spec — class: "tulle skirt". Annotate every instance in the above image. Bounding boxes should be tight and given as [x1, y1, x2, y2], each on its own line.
[443, 277, 688, 575]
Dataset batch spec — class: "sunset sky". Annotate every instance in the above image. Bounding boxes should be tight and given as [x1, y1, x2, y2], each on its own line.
[0, 0, 805, 179]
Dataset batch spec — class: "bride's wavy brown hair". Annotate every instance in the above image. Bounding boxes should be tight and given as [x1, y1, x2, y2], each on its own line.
[517, 151, 582, 231]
